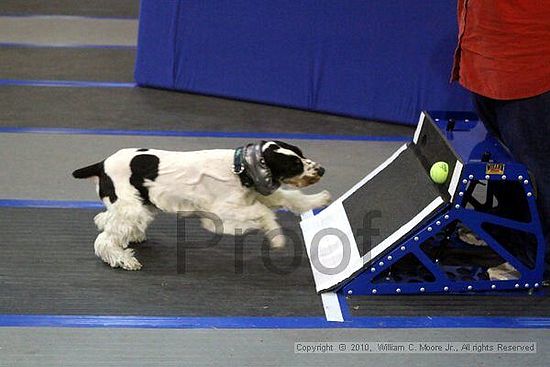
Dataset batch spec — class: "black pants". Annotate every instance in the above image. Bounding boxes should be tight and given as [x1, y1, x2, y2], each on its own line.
[474, 90, 550, 276]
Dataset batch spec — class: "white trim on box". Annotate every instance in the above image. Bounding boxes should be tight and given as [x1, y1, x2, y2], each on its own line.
[413, 111, 426, 144]
[448, 160, 463, 200]
[320, 292, 344, 322]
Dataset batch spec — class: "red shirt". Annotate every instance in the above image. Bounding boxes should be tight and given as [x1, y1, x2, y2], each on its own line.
[451, 0, 550, 100]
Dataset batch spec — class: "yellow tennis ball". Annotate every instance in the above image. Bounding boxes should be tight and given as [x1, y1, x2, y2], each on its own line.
[430, 161, 449, 184]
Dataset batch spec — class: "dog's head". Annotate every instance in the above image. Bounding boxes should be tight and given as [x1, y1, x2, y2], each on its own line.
[261, 140, 325, 188]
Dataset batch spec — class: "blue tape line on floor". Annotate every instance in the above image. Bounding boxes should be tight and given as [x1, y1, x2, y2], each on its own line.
[0, 127, 410, 142]
[0, 42, 136, 49]
[0, 14, 138, 21]
[0, 199, 102, 209]
[0, 79, 135, 88]
[0, 315, 548, 329]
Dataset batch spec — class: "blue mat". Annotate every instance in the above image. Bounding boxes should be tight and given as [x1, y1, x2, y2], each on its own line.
[135, 0, 472, 125]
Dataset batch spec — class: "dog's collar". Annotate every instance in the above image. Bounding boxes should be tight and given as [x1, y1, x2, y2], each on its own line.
[233, 144, 280, 196]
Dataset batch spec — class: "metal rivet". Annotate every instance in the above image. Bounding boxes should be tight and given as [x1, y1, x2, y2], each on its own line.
[420, 287, 425, 292]
[518, 175, 523, 180]
[444, 215, 449, 220]
[435, 118, 440, 122]
[485, 175, 490, 180]
[347, 290, 353, 295]
[527, 192, 532, 197]
[459, 192, 464, 197]
[491, 284, 496, 290]
[427, 227, 433, 232]
[444, 286, 449, 291]
[467, 285, 473, 291]
[387, 256, 393, 261]
[379, 261, 384, 267]
[502, 175, 507, 180]
[468, 174, 474, 180]
[372, 289, 377, 294]
[436, 221, 441, 226]
[524, 180, 529, 185]
[455, 204, 460, 209]
[414, 236, 419, 241]
[400, 246, 406, 251]
[514, 283, 520, 288]
[534, 283, 540, 288]
[462, 179, 468, 184]
[396, 288, 401, 293]
[435, 259, 439, 263]
[465, 119, 470, 122]
[524, 283, 529, 288]
[370, 267, 376, 273]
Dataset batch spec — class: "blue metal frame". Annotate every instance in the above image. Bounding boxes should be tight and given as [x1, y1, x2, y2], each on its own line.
[332, 111, 546, 320]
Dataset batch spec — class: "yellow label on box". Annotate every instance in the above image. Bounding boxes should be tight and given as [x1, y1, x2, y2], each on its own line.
[486, 163, 505, 175]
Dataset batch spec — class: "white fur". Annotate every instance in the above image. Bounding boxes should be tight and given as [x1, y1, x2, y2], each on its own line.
[88, 147, 331, 270]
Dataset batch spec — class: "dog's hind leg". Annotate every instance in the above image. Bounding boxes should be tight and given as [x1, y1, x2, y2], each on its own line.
[93, 201, 154, 270]
[94, 231, 142, 270]
[127, 206, 155, 245]
[94, 211, 109, 231]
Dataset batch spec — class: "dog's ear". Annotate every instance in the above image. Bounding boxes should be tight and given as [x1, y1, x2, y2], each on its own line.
[272, 140, 304, 158]
[262, 142, 305, 182]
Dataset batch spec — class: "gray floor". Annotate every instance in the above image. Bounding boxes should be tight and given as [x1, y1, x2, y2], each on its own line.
[0, 133, 402, 201]
[0, 16, 137, 47]
[1, 206, 548, 317]
[0, 85, 414, 136]
[0, 46, 136, 81]
[0, 1, 547, 366]
[0, 328, 547, 367]
[0, 0, 140, 18]
[0, 208, 322, 316]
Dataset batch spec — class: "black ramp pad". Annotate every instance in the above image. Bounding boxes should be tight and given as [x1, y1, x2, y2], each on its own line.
[0, 207, 547, 317]
[414, 112, 462, 198]
[0, 0, 140, 18]
[0, 47, 136, 82]
[343, 145, 444, 257]
[0, 86, 414, 136]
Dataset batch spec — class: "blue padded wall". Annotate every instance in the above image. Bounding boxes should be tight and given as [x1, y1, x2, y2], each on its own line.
[135, 1, 473, 125]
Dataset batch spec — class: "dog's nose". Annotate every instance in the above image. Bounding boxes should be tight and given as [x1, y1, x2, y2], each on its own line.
[317, 166, 325, 177]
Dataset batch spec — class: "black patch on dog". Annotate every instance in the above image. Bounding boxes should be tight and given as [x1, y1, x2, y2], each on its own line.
[273, 140, 305, 158]
[262, 141, 304, 181]
[137, 148, 149, 152]
[73, 161, 118, 203]
[98, 162, 118, 204]
[129, 154, 160, 205]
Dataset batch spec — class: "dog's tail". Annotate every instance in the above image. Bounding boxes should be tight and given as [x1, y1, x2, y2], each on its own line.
[72, 162, 103, 179]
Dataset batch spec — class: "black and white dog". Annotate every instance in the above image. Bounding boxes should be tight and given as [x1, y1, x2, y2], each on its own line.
[73, 141, 331, 270]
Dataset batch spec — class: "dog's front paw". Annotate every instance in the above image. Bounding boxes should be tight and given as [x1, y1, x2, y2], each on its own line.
[308, 190, 332, 209]
[318, 190, 332, 206]
[270, 234, 286, 249]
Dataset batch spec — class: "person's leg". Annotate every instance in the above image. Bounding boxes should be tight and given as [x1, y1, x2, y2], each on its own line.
[473, 94, 529, 238]
[484, 91, 550, 278]
[473, 94, 499, 135]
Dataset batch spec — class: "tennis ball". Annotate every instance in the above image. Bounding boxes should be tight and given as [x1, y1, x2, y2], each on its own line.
[430, 161, 449, 184]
